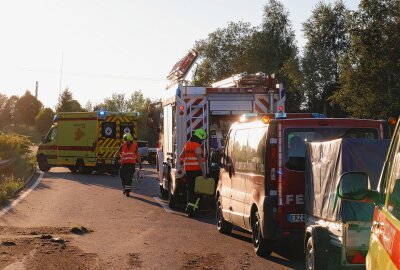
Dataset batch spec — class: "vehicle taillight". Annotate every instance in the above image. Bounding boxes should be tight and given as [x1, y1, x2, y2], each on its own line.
[179, 105, 185, 116]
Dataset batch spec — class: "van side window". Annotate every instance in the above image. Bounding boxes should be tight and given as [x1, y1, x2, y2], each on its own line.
[233, 129, 248, 172]
[387, 131, 400, 219]
[247, 127, 267, 174]
[224, 130, 235, 166]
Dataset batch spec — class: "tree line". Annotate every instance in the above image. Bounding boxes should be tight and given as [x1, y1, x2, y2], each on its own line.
[0, 89, 151, 140]
[191, 0, 400, 119]
[1, 0, 398, 136]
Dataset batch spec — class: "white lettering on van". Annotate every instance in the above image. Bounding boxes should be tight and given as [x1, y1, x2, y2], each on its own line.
[296, 194, 304, 204]
[285, 194, 304, 205]
[286, 195, 293, 205]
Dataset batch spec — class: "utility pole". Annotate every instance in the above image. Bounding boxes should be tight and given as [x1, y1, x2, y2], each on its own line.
[59, 52, 63, 94]
[35, 81, 38, 99]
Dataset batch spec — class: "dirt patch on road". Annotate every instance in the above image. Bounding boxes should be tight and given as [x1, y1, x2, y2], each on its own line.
[0, 226, 105, 270]
[181, 252, 224, 270]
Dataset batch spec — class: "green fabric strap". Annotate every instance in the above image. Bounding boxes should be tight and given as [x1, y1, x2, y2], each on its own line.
[187, 198, 200, 210]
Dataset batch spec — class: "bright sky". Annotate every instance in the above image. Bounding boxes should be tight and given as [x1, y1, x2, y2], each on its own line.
[0, 0, 359, 109]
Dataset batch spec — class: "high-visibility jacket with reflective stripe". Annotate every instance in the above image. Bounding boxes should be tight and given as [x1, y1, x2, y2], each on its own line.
[183, 141, 204, 171]
[121, 142, 138, 164]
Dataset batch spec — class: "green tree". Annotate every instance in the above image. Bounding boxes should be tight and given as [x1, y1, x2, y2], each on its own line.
[35, 108, 55, 134]
[250, 0, 297, 74]
[331, 0, 400, 118]
[15, 91, 43, 127]
[101, 93, 128, 112]
[252, 0, 301, 111]
[84, 100, 93, 112]
[0, 93, 8, 129]
[127, 90, 150, 140]
[55, 88, 83, 113]
[191, 21, 255, 86]
[0, 95, 19, 130]
[302, 1, 350, 116]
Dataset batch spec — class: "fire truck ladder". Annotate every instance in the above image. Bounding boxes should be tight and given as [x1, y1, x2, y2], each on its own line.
[189, 104, 208, 172]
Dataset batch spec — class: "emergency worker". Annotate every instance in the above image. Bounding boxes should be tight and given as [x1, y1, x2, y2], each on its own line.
[179, 128, 208, 217]
[113, 133, 142, 197]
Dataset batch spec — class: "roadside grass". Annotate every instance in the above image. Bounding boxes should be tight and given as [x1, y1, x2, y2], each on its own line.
[0, 132, 35, 205]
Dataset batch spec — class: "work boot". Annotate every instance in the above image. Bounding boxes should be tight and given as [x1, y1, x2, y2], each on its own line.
[125, 189, 130, 197]
[123, 190, 126, 195]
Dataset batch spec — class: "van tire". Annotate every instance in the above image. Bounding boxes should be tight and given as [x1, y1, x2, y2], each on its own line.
[216, 196, 232, 234]
[38, 158, 50, 172]
[167, 179, 176, 208]
[306, 236, 328, 270]
[252, 209, 272, 257]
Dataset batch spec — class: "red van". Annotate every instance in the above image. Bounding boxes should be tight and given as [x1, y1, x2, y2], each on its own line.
[215, 113, 390, 256]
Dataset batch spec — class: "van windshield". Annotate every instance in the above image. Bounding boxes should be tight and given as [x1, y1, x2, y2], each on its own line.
[284, 128, 379, 171]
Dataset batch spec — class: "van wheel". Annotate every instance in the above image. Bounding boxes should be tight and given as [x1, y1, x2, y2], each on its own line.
[252, 210, 272, 257]
[38, 158, 50, 172]
[167, 179, 176, 208]
[306, 236, 327, 270]
[216, 196, 232, 234]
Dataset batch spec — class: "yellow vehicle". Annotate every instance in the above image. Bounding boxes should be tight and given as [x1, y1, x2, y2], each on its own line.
[338, 118, 400, 270]
[36, 111, 139, 174]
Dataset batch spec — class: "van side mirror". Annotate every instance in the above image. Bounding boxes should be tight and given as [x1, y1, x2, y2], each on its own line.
[337, 172, 369, 201]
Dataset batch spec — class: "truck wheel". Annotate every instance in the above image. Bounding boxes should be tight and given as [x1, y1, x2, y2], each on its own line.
[216, 196, 232, 234]
[68, 166, 77, 173]
[167, 179, 176, 208]
[252, 209, 273, 257]
[77, 160, 89, 174]
[38, 158, 50, 172]
[306, 236, 328, 270]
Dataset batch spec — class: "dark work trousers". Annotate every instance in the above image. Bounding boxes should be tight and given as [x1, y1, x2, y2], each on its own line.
[186, 170, 202, 213]
[119, 163, 135, 194]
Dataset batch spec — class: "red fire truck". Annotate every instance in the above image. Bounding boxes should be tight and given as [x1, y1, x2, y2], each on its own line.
[157, 50, 286, 207]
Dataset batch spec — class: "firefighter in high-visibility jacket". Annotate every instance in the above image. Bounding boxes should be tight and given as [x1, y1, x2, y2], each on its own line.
[179, 128, 208, 217]
[113, 133, 142, 197]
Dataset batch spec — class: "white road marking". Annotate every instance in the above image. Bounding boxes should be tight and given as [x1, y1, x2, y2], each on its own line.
[0, 172, 44, 217]
[153, 197, 184, 215]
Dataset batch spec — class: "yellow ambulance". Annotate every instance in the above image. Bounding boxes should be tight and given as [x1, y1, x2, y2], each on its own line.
[36, 111, 139, 174]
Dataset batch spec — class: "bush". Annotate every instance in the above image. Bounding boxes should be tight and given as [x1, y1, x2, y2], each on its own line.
[0, 132, 34, 205]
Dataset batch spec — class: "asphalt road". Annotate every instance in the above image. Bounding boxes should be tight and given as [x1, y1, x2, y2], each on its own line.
[0, 164, 305, 269]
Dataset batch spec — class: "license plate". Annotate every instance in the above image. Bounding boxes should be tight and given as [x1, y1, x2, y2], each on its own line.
[288, 214, 305, 223]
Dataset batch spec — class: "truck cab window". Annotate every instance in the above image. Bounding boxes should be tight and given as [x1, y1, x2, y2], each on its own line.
[47, 127, 58, 142]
